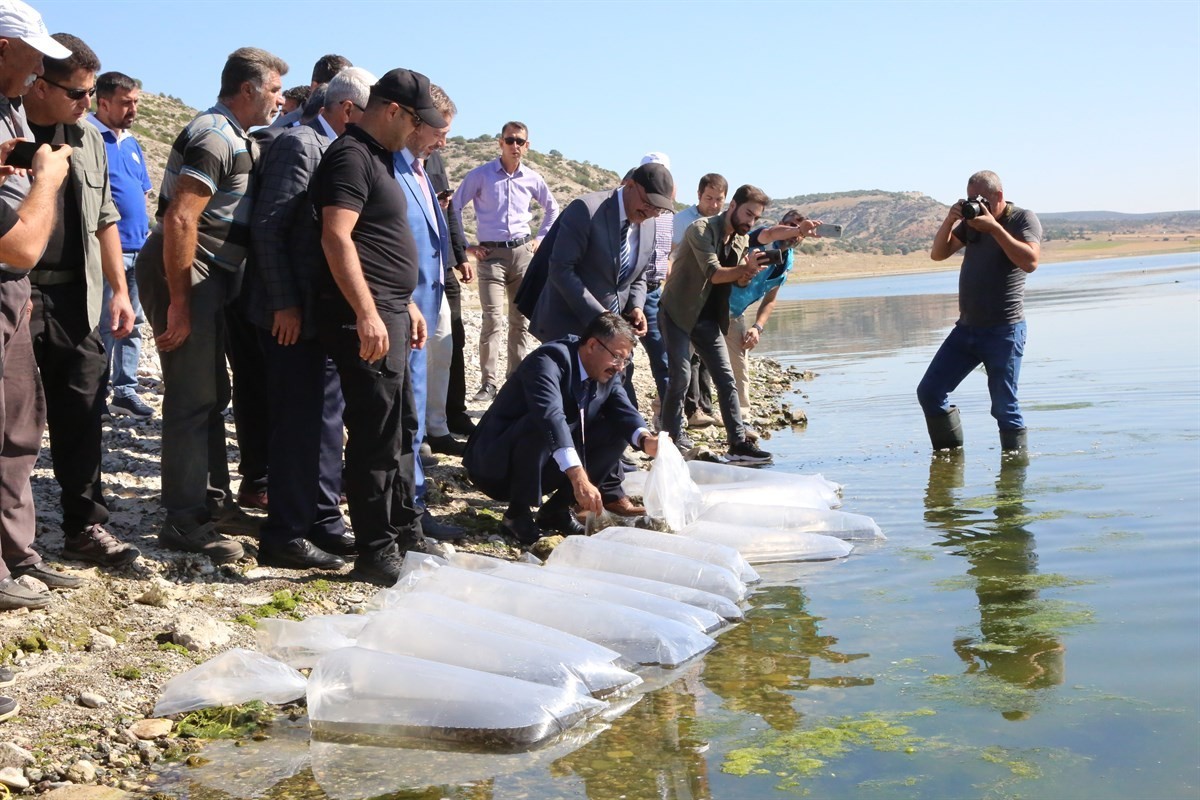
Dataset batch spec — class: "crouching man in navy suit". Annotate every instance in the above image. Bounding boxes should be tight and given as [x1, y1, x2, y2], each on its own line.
[463, 313, 659, 545]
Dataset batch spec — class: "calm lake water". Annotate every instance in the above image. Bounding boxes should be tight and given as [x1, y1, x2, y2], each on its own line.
[158, 252, 1200, 800]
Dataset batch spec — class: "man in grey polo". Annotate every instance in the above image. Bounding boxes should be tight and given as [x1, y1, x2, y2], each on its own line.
[137, 47, 287, 563]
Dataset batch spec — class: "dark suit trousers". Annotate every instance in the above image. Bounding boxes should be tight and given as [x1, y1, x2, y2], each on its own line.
[322, 308, 420, 557]
[0, 278, 46, 578]
[28, 283, 109, 535]
[479, 413, 629, 510]
[225, 303, 269, 494]
[258, 330, 346, 545]
[444, 269, 467, 422]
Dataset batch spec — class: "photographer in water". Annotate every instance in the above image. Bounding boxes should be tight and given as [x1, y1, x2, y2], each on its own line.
[918, 170, 1042, 452]
[724, 209, 821, 416]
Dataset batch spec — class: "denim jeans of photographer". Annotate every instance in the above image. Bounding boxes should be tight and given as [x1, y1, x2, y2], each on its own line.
[917, 320, 1027, 430]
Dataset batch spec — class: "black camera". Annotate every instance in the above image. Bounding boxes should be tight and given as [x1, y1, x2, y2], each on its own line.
[960, 195, 991, 220]
[758, 249, 787, 267]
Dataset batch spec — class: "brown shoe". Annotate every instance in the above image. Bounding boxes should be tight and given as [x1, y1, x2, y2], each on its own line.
[604, 496, 646, 517]
[687, 410, 718, 429]
[236, 489, 269, 511]
[62, 524, 140, 567]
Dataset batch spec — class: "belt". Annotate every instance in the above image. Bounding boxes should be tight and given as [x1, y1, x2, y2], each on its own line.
[0, 270, 27, 283]
[479, 234, 531, 249]
[27, 270, 82, 287]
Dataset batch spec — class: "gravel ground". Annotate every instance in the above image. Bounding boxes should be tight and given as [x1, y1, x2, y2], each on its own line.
[0, 286, 812, 795]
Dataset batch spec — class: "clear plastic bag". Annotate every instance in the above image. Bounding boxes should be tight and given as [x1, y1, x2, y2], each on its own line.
[152, 648, 307, 716]
[592, 526, 760, 584]
[681, 520, 854, 563]
[643, 432, 704, 529]
[544, 535, 748, 602]
[355, 607, 641, 697]
[697, 501, 885, 540]
[399, 561, 716, 668]
[446, 551, 726, 634]
[307, 647, 604, 752]
[700, 482, 838, 510]
[541, 563, 744, 621]
[687, 461, 843, 509]
[255, 615, 370, 669]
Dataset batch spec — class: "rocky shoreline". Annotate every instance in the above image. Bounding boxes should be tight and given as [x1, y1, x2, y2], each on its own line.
[0, 300, 812, 797]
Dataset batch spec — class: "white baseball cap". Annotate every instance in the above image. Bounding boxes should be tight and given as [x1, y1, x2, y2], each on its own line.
[640, 151, 671, 170]
[0, 0, 71, 59]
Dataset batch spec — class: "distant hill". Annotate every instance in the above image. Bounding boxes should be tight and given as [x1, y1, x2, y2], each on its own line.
[129, 93, 1197, 254]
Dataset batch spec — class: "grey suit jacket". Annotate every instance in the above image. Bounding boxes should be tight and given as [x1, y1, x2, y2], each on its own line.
[529, 187, 653, 343]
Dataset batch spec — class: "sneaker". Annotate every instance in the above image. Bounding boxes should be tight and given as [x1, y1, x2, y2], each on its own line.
[349, 544, 405, 587]
[62, 524, 140, 567]
[108, 394, 154, 419]
[0, 667, 14, 688]
[159, 519, 244, 564]
[726, 439, 773, 464]
[0, 695, 18, 723]
[687, 410, 718, 429]
[471, 384, 497, 403]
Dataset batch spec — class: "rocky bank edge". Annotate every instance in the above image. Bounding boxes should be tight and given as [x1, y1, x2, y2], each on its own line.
[0, 295, 813, 796]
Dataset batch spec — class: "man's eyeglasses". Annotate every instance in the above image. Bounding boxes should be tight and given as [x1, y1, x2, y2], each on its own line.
[633, 183, 667, 218]
[503, 135, 528, 147]
[395, 105, 422, 126]
[595, 338, 632, 368]
[41, 77, 95, 101]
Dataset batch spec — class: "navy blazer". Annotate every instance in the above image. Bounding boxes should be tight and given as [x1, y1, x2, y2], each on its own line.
[527, 188, 653, 343]
[463, 336, 646, 493]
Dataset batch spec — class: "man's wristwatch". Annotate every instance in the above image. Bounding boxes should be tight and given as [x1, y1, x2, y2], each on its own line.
[751, 323, 764, 334]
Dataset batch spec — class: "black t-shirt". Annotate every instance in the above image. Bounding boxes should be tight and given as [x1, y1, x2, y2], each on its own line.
[698, 234, 738, 322]
[29, 121, 82, 272]
[312, 124, 416, 315]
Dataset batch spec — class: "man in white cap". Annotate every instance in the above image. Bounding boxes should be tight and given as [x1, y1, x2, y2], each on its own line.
[0, 0, 79, 622]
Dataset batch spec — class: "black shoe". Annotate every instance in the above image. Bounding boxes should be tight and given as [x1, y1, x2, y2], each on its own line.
[471, 384, 497, 402]
[257, 538, 346, 570]
[308, 531, 358, 558]
[447, 414, 476, 436]
[419, 511, 467, 542]
[426, 434, 466, 457]
[0, 667, 14, 687]
[0, 576, 50, 610]
[726, 439, 773, 464]
[0, 695, 17, 723]
[10, 562, 83, 590]
[502, 513, 545, 547]
[160, 519, 245, 564]
[349, 545, 405, 587]
[537, 506, 586, 536]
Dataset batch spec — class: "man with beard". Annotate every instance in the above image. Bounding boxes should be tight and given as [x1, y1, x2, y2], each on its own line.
[659, 184, 774, 463]
[464, 313, 657, 545]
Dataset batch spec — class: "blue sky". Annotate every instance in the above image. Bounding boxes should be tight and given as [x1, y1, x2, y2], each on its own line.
[37, 0, 1200, 213]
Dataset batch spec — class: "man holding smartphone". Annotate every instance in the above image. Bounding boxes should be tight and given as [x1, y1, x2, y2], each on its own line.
[918, 169, 1041, 452]
[724, 209, 821, 413]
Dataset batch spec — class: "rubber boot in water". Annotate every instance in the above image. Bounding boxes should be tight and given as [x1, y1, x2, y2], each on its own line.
[925, 406, 964, 450]
[999, 427, 1028, 452]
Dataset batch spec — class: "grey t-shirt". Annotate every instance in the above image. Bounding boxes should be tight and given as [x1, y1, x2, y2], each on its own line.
[954, 203, 1042, 326]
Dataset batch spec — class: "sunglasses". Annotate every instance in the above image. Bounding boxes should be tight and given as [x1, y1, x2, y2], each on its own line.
[503, 135, 528, 146]
[41, 77, 96, 101]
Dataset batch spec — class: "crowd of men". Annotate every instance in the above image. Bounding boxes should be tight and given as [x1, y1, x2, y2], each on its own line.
[0, 0, 1041, 610]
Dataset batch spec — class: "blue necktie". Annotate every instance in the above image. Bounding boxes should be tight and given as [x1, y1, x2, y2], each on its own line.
[614, 221, 632, 311]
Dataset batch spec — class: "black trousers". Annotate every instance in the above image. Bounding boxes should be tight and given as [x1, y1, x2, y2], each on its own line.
[224, 303, 269, 495]
[444, 270, 467, 423]
[28, 283, 108, 535]
[321, 307, 420, 557]
[258, 330, 346, 545]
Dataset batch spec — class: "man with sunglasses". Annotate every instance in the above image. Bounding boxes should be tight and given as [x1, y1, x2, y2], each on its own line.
[243, 66, 376, 571]
[452, 121, 559, 402]
[464, 312, 657, 546]
[21, 33, 141, 569]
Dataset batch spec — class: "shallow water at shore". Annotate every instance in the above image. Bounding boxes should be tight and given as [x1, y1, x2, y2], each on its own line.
[154, 252, 1199, 799]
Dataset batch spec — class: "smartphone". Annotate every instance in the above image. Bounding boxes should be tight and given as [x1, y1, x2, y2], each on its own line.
[5, 141, 62, 169]
[814, 223, 843, 238]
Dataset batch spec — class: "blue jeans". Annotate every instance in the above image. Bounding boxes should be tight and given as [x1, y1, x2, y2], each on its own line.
[917, 321, 1027, 430]
[640, 284, 669, 399]
[100, 252, 144, 399]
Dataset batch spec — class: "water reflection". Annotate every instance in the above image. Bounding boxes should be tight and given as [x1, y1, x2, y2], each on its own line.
[552, 666, 712, 800]
[926, 455, 1066, 719]
[700, 585, 872, 732]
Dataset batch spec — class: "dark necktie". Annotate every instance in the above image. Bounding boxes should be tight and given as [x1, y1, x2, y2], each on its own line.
[614, 221, 632, 311]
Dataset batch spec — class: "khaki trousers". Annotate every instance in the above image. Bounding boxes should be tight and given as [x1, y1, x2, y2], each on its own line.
[476, 243, 535, 387]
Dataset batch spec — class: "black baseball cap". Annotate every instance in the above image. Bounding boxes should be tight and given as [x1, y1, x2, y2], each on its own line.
[630, 162, 675, 211]
[370, 68, 445, 128]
